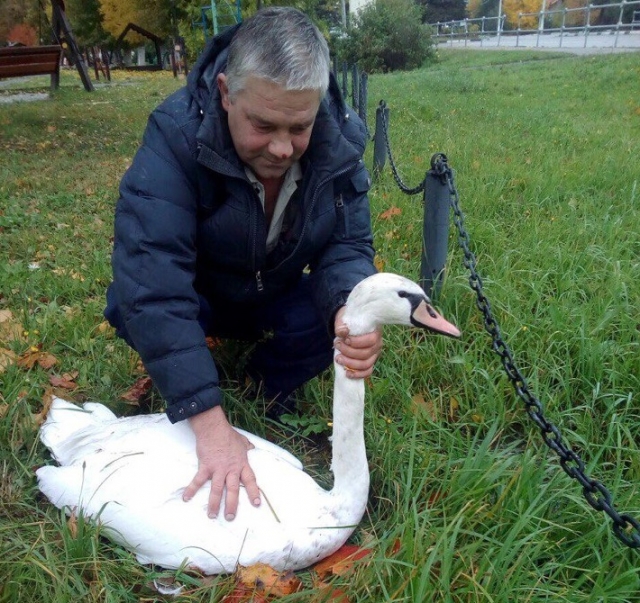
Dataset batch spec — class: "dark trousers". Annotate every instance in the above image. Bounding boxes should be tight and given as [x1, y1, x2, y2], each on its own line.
[105, 276, 334, 409]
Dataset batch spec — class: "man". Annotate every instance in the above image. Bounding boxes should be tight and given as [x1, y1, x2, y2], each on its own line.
[105, 7, 380, 524]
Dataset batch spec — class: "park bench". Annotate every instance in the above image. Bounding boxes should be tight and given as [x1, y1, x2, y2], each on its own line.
[0, 45, 63, 92]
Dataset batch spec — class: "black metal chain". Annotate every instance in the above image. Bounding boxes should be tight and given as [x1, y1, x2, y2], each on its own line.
[379, 101, 425, 196]
[427, 152, 640, 550]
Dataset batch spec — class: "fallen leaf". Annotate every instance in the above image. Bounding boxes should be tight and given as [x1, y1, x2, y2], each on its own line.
[387, 538, 402, 557]
[49, 371, 78, 390]
[120, 376, 153, 404]
[379, 206, 401, 221]
[236, 563, 302, 597]
[374, 255, 385, 272]
[311, 584, 351, 603]
[411, 392, 438, 421]
[221, 584, 268, 603]
[0, 310, 24, 343]
[206, 336, 222, 350]
[0, 347, 17, 373]
[32, 389, 56, 426]
[17, 345, 44, 370]
[313, 545, 373, 579]
[448, 397, 460, 422]
[67, 509, 78, 538]
[37, 352, 58, 370]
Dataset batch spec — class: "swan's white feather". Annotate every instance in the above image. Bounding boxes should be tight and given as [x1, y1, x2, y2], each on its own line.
[36, 273, 459, 574]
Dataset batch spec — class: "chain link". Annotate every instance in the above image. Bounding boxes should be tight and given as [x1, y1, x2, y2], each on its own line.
[429, 152, 640, 550]
[379, 101, 425, 196]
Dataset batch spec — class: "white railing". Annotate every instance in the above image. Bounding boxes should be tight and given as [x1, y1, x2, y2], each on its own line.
[430, 0, 640, 49]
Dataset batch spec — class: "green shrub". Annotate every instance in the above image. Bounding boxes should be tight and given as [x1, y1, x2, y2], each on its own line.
[338, 0, 436, 72]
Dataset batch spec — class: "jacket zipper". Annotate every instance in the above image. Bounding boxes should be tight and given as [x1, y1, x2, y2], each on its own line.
[266, 161, 360, 276]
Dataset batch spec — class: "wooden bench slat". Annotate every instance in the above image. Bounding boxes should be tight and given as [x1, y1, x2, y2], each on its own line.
[0, 45, 62, 57]
[0, 46, 62, 88]
[0, 63, 59, 78]
[0, 53, 61, 67]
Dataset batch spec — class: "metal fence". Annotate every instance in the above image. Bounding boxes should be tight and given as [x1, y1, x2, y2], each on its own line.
[430, 0, 640, 50]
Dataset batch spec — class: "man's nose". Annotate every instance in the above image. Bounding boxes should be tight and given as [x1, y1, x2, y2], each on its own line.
[268, 135, 293, 159]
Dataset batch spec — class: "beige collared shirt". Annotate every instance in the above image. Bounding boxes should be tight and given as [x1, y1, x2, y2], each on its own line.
[245, 161, 303, 254]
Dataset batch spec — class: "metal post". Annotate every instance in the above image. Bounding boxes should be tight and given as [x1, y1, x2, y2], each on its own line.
[358, 72, 368, 131]
[373, 102, 389, 178]
[351, 64, 359, 109]
[420, 168, 451, 298]
[341, 62, 348, 99]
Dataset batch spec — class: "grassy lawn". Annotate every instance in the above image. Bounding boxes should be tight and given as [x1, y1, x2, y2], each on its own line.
[1, 50, 639, 601]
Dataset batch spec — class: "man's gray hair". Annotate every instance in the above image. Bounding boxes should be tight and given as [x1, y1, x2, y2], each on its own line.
[225, 7, 330, 99]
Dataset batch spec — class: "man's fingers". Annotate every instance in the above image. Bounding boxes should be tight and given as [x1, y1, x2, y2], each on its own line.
[183, 469, 209, 502]
[241, 466, 261, 508]
[208, 474, 226, 519]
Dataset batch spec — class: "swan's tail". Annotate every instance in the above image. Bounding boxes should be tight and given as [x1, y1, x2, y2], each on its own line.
[40, 398, 116, 462]
[36, 464, 86, 510]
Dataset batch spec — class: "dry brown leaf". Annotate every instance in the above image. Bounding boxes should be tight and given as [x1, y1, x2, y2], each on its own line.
[411, 392, 438, 422]
[313, 545, 373, 579]
[448, 396, 460, 422]
[17, 345, 44, 370]
[374, 255, 385, 272]
[120, 376, 153, 404]
[310, 583, 352, 603]
[37, 352, 58, 370]
[387, 537, 402, 557]
[205, 336, 222, 350]
[32, 389, 56, 427]
[0, 309, 24, 343]
[379, 206, 402, 221]
[0, 347, 17, 373]
[49, 371, 78, 390]
[67, 509, 78, 538]
[236, 563, 302, 597]
[221, 584, 268, 603]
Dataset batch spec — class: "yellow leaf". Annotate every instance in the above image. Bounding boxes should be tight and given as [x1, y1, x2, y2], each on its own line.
[236, 563, 302, 597]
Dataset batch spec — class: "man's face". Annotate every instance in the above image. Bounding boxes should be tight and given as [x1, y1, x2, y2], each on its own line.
[218, 74, 321, 182]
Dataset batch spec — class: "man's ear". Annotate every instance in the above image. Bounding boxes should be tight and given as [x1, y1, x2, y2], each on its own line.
[217, 73, 230, 111]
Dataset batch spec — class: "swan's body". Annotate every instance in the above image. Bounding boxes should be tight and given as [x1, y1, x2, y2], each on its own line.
[37, 273, 460, 574]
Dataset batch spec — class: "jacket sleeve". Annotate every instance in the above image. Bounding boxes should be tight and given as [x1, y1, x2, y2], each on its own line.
[110, 107, 223, 423]
[310, 160, 377, 333]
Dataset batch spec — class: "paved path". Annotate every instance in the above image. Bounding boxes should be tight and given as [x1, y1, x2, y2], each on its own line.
[438, 30, 640, 55]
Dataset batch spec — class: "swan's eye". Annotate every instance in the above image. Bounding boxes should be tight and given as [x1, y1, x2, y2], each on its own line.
[397, 290, 409, 298]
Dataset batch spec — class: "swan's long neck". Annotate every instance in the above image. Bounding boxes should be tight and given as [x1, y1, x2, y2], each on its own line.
[329, 311, 377, 516]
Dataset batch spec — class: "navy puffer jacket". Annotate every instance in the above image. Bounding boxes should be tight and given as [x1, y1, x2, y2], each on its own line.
[107, 26, 376, 422]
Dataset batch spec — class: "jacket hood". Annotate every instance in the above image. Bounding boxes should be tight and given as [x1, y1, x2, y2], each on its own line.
[186, 25, 239, 112]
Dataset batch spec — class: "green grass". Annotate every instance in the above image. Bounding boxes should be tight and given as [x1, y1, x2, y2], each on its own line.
[1, 51, 639, 602]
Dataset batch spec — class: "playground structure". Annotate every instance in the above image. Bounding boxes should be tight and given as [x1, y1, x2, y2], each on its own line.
[193, 0, 242, 41]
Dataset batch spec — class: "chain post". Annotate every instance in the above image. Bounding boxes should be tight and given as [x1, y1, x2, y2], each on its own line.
[441, 161, 640, 551]
[368, 98, 640, 549]
[373, 101, 389, 178]
[420, 154, 452, 299]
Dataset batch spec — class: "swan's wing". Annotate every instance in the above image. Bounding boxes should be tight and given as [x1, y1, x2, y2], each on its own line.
[234, 428, 303, 470]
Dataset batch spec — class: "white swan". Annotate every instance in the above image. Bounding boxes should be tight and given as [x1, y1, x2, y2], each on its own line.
[37, 273, 460, 574]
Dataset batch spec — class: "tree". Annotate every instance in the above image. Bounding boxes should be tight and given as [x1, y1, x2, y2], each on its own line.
[65, 0, 109, 45]
[502, 0, 542, 29]
[339, 0, 435, 72]
[419, 0, 467, 24]
[0, 0, 42, 44]
[99, 0, 173, 42]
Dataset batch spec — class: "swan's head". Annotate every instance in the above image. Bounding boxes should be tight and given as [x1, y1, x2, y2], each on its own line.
[343, 273, 461, 338]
